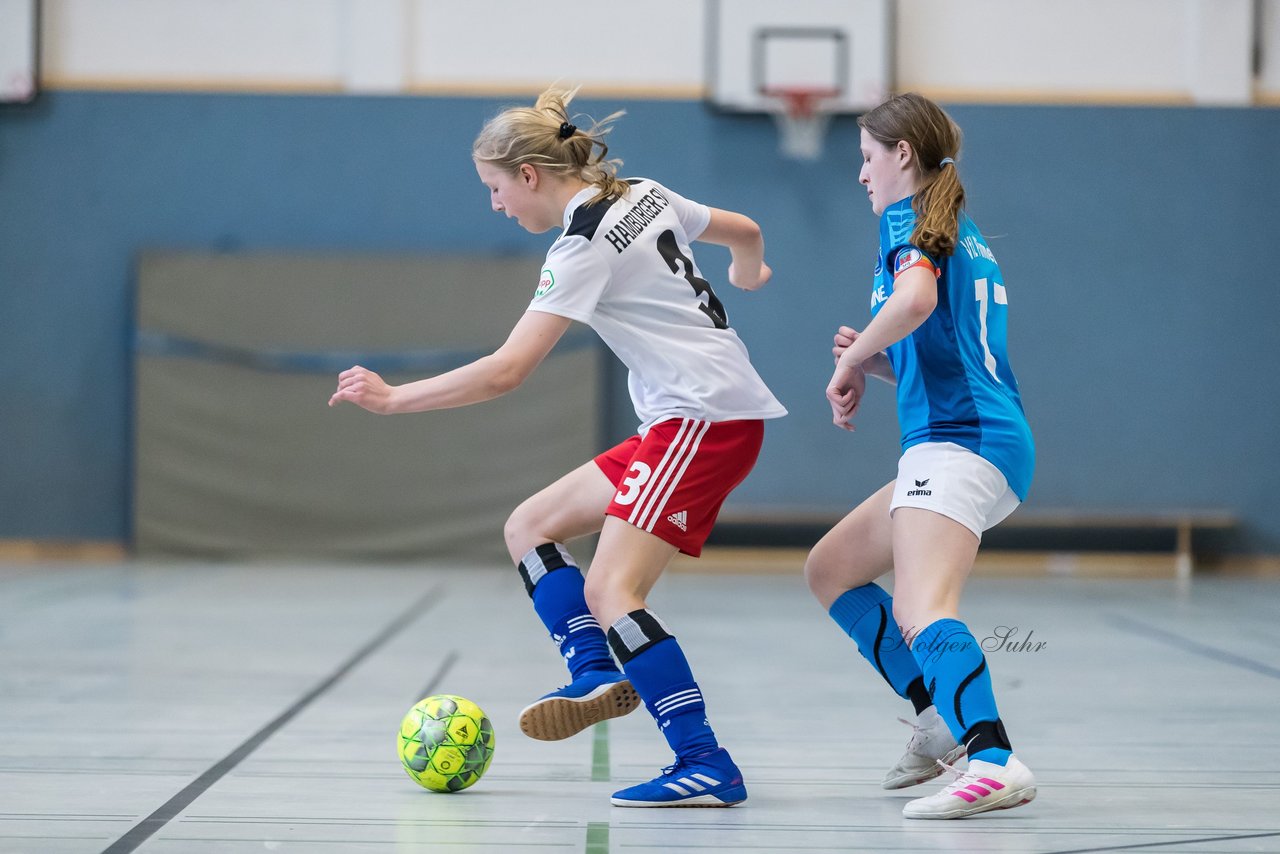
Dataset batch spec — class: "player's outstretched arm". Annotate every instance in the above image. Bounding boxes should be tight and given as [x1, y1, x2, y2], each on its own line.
[328, 310, 573, 414]
[698, 208, 771, 291]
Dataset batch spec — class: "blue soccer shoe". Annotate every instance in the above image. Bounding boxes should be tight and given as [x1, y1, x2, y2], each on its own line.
[518, 669, 639, 741]
[611, 748, 747, 807]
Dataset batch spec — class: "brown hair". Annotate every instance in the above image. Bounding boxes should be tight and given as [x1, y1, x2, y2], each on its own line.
[858, 93, 964, 257]
[472, 86, 629, 205]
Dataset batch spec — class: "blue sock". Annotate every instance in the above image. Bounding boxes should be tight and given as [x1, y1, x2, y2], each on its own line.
[829, 584, 932, 715]
[518, 544, 617, 679]
[911, 618, 1013, 765]
[608, 609, 719, 762]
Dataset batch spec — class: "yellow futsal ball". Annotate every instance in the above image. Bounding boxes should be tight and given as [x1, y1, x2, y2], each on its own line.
[398, 694, 495, 792]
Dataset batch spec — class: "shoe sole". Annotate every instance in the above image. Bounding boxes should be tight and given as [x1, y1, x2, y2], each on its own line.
[518, 679, 640, 741]
[902, 784, 1036, 820]
[611, 786, 748, 808]
[882, 744, 967, 790]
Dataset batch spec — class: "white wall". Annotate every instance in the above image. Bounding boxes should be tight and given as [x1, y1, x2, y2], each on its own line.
[896, 0, 1241, 104]
[35, 0, 1280, 104]
[43, 0, 347, 90]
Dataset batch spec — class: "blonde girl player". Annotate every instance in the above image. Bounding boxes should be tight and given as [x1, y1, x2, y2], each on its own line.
[329, 86, 786, 807]
[804, 93, 1037, 819]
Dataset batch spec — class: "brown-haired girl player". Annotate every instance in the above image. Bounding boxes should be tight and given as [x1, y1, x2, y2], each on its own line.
[805, 92, 1037, 819]
[330, 86, 786, 807]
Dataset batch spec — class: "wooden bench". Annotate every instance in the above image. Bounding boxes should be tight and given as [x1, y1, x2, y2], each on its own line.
[711, 507, 1238, 580]
[995, 509, 1237, 580]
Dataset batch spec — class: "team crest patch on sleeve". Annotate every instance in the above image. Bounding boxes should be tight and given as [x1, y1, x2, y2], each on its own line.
[893, 248, 937, 277]
[534, 268, 555, 298]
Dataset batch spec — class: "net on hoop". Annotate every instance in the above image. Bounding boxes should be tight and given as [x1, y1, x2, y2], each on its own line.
[763, 87, 839, 161]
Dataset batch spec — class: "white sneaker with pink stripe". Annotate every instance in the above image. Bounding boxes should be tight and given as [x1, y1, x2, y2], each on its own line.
[901, 755, 1036, 820]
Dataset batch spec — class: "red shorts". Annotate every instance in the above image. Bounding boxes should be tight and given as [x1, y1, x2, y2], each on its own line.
[594, 418, 764, 557]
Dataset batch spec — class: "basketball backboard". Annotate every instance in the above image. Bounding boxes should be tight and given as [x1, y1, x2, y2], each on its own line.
[705, 0, 892, 115]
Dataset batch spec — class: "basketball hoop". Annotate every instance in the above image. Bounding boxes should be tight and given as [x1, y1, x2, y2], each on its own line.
[763, 87, 839, 161]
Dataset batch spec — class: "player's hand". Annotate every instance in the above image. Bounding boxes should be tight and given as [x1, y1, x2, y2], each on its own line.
[329, 365, 396, 413]
[832, 325, 861, 364]
[728, 260, 772, 291]
[826, 360, 867, 432]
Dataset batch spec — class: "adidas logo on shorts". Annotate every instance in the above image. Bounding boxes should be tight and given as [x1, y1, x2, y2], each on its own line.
[667, 510, 688, 531]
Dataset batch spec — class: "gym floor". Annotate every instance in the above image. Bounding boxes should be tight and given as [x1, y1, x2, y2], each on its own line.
[3, 558, 1278, 853]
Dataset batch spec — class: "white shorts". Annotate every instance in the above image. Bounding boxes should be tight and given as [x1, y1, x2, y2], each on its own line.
[889, 442, 1020, 539]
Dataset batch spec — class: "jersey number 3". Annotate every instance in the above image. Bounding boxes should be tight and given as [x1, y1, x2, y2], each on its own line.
[657, 229, 728, 330]
[614, 461, 652, 506]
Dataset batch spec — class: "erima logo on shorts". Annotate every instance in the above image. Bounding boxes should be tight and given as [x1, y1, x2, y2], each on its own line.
[535, 268, 555, 297]
[907, 477, 932, 497]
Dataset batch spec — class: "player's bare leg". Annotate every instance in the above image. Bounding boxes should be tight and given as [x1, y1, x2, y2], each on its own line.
[511, 462, 642, 742]
[504, 460, 617, 564]
[892, 508, 1035, 819]
[804, 480, 895, 609]
[888, 507, 979, 641]
[806, 484, 965, 789]
[586, 518, 747, 807]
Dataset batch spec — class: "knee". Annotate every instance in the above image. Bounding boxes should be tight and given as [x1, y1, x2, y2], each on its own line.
[582, 573, 612, 623]
[503, 500, 538, 563]
[803, 542, 848, 607]
[801, 548, 828, 596]
[891, 582, 959, 643]
[582, 572, 636, 629]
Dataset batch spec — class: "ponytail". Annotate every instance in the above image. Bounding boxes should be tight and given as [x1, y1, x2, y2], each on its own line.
[911, 159, 964, 258]
[473, 86, 629, 205]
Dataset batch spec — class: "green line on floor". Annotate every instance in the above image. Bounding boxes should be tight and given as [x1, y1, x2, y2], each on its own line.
[586, 821, 610, 854]
[591, 720, 610, 781]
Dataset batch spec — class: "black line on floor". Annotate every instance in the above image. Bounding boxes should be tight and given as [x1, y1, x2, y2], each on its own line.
[1107, 614, 1280, 681]
[415, 649, 459, 702]
[100, 582, 444, 854]
[1046, 829, 1280, 854]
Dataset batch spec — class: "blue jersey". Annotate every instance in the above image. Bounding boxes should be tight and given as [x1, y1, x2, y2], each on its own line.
[869, 196, 1034, 499]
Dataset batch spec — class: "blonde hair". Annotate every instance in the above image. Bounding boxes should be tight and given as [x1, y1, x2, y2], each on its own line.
[472, 86, 629, 205]
[858, 93, 964, 257]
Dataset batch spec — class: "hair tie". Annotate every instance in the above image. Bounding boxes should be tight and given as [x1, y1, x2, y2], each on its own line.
[558, 121, 577, 139]
[939, 157, 955, 168]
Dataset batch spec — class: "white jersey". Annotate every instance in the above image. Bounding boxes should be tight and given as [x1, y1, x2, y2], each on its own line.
[527, 178, 787, 434]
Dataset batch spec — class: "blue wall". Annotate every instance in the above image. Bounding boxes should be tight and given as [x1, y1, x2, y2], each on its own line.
[2, 92, 1277, 550]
